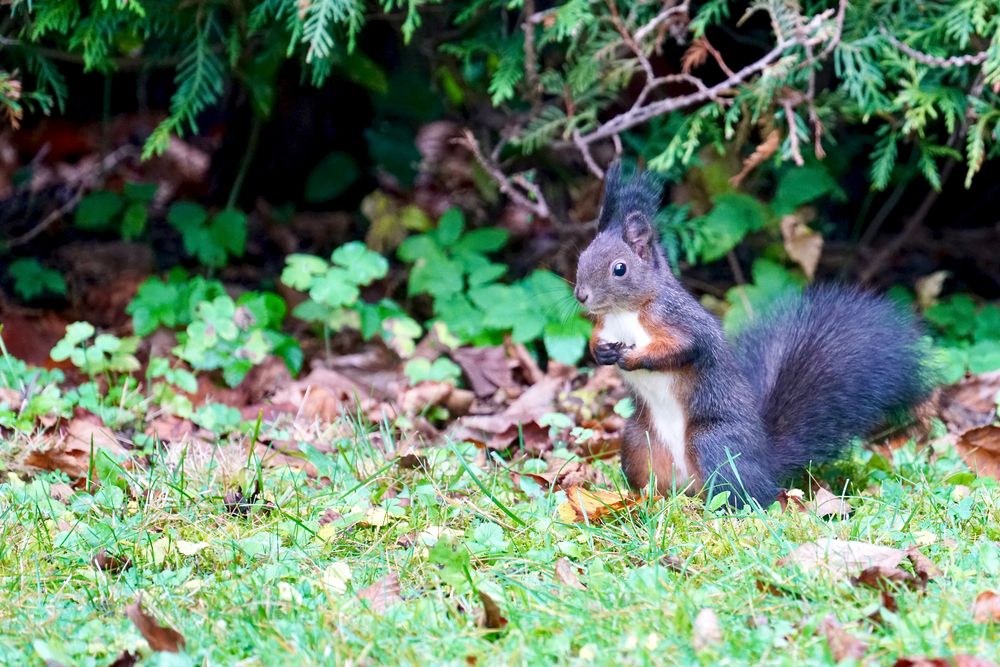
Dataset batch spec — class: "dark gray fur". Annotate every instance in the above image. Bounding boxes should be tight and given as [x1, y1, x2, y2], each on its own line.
[576, 163, 933, 507]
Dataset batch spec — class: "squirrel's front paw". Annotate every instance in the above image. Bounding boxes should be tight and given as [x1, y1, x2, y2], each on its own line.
[594, 341, 629, 366]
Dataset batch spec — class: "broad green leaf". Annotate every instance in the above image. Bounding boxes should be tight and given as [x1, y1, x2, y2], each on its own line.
[453, 228, 509, 254]
[120, 202, 148, 240]
[75, 191, 123, 230]
[331, 241, 389, 284]
[304, 152, 360, 203]
[772, 165, 840, 215]
[310, 267, 360, 307]
[435, 208, 465, 245]
[282, 254, 330, 290]
[123, 181, 158, 204]
[543, 317, 592, 365]
[212, 209, 247, 257]
[7, 259, 66, 301]
[167, 201, 208, 232]
[695, 193, 769, 262]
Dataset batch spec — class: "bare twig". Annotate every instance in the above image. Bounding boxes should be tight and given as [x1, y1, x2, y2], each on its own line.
[634, 2, 690, 43]
[881, 28, 989, 68]
[522, 0, 542, 109]
[456, 130, 551, 220]
[781, 98, 804, 166]
[701, 38, 737, 78]
[573, 130, 605, 178]
[6, 145, 138, 247]
[605, 0, 656, 82]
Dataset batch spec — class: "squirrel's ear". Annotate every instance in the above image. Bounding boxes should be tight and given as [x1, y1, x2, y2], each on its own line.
[623, 212, 657, 261]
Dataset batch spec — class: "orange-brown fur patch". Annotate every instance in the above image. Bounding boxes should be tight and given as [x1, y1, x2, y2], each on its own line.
[620, 368, 702, 496]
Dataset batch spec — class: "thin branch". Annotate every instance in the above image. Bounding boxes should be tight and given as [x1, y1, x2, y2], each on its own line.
[521, 0, 543, 109]
[701, 37, 736, 78]
[634, 2, 689, 43]
[880, 28, 988, 68]
[782, 98, 804, 166]
[577, 7, 838, 146]
[605, 0, 655, 82]
[456, 130, 551, 220]
[573, 130, 605, 178]
[6, 145, 138, 247]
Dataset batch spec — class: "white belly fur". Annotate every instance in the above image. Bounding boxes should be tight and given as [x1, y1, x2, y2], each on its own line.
[601, 311, 690, 479]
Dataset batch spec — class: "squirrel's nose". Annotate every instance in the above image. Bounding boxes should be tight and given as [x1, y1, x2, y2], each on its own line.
[574, 286, 590, 304]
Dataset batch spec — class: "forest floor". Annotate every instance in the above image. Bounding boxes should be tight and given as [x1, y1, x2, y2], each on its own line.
[2, 412, 1000, 666]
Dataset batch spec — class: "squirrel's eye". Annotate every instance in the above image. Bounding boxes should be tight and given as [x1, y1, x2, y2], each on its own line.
[613, 262, 627, 277]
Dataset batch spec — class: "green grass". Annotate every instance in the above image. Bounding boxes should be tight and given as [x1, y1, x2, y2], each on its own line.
[1, 426, 999, 666]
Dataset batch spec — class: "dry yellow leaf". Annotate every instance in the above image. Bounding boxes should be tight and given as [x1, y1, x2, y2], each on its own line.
[556, 485, 642, 523]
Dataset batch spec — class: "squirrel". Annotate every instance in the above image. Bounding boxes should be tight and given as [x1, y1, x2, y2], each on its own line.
[574, 163, 933, 507]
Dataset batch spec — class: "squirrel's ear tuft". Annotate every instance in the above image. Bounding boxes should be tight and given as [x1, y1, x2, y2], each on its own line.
[623, 211, 658, 262]
[597, 161, 663, 232]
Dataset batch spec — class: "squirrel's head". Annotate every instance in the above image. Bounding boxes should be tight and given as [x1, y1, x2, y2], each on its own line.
[574, 163, 673, 315]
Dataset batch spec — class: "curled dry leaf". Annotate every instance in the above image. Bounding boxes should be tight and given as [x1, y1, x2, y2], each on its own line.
[955, 425, 1000, 480]
[730, 128, 781, 187]
[810, 487, 852, 518]
[125, 595, 185, 653]
[477, 591, 508, 633]
[92, 548, 132, 574]
[894, 657, 999, 667]
[556, 485, 643, 523]
[691, 608, 722, 652]
[973, 590, 1000, 623]
[780, 212, 823, 280]
[778, 487, 852, 518]
[107, 650, 139, 667]
[819, 614, 867, 662]
[554, 558, 587, 591]
[357, 571, 402, 613]
[914, 270, 950, 310]
[24, 415, 128, 478]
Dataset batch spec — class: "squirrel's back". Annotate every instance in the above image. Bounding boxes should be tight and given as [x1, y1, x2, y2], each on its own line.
[734, 285, 933, 479]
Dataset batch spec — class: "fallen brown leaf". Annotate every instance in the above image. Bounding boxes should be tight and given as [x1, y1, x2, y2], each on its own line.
[893, 657, 999, 667]
[778, 487, 852, 518]
[955, 425, 1000, 480]
[779, 538, 906, 579]
[556, 485, 643, 523]
[554, 558, 587, 591]
[451, 346, 515, 398]
[906, 547, 943, 585]
[107, 650, 139, 667]
[453, 374, 563, 450]
[125, 595, 185, 653]
[401, 381, 454, 414]
[852, 564, 915, 590]
[357, 572, 402, 613]
[820, 614, 867, 662]
[224, 478, 260, 515]
[477, 591, 508, 633]
[691, 608, 722, 651]
[938, 371, 1000, 432]
[92, 549, 132, 574]
[781, 212, 823, 280]
[973, 590, 1000, 623]
[24, 414, 129, 478]
[809, 487, 853, 518]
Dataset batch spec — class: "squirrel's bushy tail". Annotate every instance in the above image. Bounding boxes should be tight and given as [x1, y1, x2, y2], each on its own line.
[734, 285, 933, 479]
